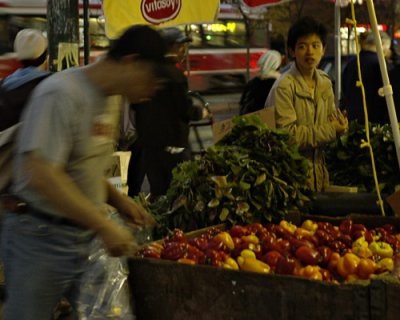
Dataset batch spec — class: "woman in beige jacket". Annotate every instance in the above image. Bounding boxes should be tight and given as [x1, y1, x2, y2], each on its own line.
[265, 16, 348, 191]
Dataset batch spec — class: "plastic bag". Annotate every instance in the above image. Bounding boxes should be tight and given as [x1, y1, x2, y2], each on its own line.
[76, 237, 135, 320]
[76, 237, 134, 319]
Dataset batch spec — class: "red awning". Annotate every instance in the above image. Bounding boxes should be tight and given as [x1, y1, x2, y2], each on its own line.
[240, 0, 292, 8]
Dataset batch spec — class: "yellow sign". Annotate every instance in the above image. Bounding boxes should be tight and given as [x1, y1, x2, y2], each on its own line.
[103, 0, 220, 39]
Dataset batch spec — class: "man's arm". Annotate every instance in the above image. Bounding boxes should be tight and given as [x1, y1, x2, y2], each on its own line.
[105, 179, 156, 226]
[24, 152, 137, 256]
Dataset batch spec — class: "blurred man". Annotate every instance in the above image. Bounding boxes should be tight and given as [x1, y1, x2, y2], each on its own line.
[0, 25, 164, 319]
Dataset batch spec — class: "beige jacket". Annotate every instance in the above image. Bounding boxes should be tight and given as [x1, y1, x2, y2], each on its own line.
[265, 63, 337, 191]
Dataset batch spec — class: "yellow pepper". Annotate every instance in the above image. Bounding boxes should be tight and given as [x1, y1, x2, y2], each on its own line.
[377, 257, 394, 272]
[352, 246, 373, 259]
[223, 257, 239, 270]
[369, 241, 393, 258]
[352, 237, 372, 258]
[298, 265, 323, 281]
[352, 236, 368, 249]
[337, 253, 360, 279]
[214, 231, 235, 250]
[241, 234, 260, 245]
[301, 219, 318, 234]
[280, 220, 297, 234]
[240, 249, 256, 259]
[237, 256, 270, 274]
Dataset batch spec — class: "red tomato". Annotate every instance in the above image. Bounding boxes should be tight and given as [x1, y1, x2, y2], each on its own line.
[161, 242, 188, 260]
[188, 237, 209, 251]
[317, 246, 332, 267]
[339, 219, 353, 235]
[315, 230, 333, 246]
[260, 250, 283, 269]
[275, 256, 296, 275]
[270, 239, 291, 256]
[165, 228, 187, 243]
[229, 225, 248, 238]
[288, 236, 314, 255]
[246, 223, 265, 234]
[295, 246, 321, 265]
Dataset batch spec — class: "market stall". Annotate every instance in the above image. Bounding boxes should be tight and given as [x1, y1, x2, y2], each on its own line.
[98, 2, 400, 319]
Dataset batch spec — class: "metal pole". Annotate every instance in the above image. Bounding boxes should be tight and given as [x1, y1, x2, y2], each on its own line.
[334, 2, 341, 108]
[83, 0, 90, 65]
[47, 0, 80, 72]
[365, 0, 400, 169]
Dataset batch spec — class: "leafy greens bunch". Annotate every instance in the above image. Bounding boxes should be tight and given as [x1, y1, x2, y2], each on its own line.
[149, 115, 311, 237]
[325, 121, 400, 194]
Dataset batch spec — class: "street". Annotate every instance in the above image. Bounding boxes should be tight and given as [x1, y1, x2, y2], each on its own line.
[188, 92, 241, 155]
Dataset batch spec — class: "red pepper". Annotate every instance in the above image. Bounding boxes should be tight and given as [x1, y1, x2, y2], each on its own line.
[186, 244, 206, 264]
[188, 236, 209, 251]
[161, 242, 188, 260]
[205, 249, 223, 267]
[229, 225, 248, 238]
[165, 228, 187, 243]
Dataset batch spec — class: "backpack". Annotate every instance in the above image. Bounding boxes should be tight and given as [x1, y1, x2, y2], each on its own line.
[0, 73, 50, 193]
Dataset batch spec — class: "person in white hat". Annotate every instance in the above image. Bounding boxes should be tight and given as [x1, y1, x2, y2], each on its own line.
[2, 28, 50, 91]
[239, 50, 282, 115]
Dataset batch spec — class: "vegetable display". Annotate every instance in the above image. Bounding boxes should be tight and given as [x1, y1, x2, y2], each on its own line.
[140, 218, 400, 283]
[148, 115, 311, 238]
[325, 121, 400, 194]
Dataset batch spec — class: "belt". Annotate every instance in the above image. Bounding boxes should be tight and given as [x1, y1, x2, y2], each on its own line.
[0, 194, 88, 230]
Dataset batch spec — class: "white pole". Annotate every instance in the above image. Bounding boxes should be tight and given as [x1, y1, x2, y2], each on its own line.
[365, 0, 400, 169]
[334, 2, 341, 108]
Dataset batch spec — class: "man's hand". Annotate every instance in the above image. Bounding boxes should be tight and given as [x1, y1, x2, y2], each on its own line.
[119, 197, 157, 227]
[96, 220, 140, 257]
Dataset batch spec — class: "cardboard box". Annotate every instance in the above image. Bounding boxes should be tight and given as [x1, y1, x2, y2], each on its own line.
[325, 185, 358, 193]
[212, 107, 275, 143]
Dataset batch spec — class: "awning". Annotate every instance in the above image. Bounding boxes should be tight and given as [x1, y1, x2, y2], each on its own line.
[103, 0, 220, 39]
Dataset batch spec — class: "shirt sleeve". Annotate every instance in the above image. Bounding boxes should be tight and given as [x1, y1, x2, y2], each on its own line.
[16, 89, 74, 165]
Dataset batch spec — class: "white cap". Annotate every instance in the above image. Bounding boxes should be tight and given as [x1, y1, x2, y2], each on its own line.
[14, 29, 48, 60]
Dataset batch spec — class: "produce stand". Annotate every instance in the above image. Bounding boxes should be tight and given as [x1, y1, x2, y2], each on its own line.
[128, 213, 400, 320]
[310, 192, 393, 217]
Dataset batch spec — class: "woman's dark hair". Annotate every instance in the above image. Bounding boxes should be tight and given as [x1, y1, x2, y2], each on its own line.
[20, 49, 47, 68]
[287, 16, 328, 51]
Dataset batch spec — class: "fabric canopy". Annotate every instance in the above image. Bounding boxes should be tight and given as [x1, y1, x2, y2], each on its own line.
[103, 0, 220, 39]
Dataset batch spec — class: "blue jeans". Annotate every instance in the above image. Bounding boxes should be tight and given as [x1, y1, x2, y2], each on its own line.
[1, 210, 97, 320]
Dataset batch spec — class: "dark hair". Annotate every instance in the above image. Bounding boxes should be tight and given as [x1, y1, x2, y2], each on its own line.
[287, 16, 328, 51]
[20, 49, 47, 68]
[108, 25, 167, 62]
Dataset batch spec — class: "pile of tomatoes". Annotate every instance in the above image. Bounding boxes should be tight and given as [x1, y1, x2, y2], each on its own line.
[141, 218, 400, 283]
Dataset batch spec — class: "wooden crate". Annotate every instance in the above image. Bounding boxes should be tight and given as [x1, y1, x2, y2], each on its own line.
[128, 215, 400, 320]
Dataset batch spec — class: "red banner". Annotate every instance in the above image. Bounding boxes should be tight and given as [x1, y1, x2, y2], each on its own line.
[240, 0, 291, 8]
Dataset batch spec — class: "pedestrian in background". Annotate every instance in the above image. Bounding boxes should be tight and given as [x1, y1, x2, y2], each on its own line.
[0, 28, 50, 130]
[342, 31, 392, 125]
[0, 25, 164, 320]
[239, 49, 282, 115]
[128, 27, 205, 199]
[265, 16, 348, 192]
